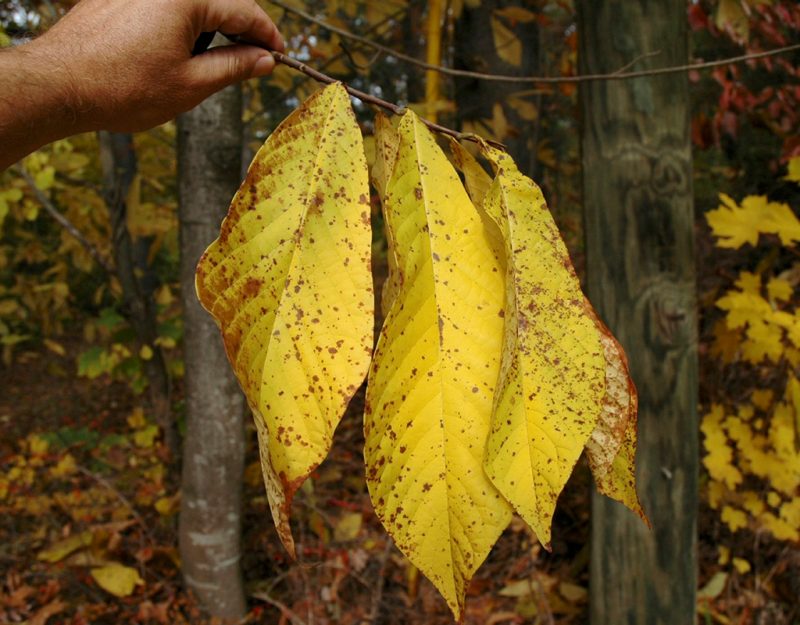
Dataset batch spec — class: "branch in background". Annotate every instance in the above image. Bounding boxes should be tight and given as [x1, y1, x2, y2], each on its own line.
[268, 0, 800, 84]
[15, 166, 115, 274]
[270, 50, 506, 149]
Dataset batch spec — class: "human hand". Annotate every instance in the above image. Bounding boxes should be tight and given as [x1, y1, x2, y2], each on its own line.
[24, 0, 284, 133]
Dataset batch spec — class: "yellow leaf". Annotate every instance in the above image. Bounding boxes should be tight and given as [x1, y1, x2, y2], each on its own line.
[43, 339, 66, 357]
[767, 491, 782, 508]
[779, 497, 800, 527]
[788, 375, 800, 446]
[716, 0, 749, 42]
[558, 582, 587, 604]
[38, 531, 94, 563]
[735, 271, 762, 294]
[786, 156, 800, 183]
[154, 494, 179, 516]
[196, 83, 374, 557]
[371, 113, 399, 200]
[155, 285, 173, 306]
[716, 290, 772, 329]
[698, 571, 728, 600]
[90, 562, 143, 597]
[139, 345, 153, 361]
[365, 111, 511, 619]
[707, 194, 800, 248]
[759, 511, 799, 541]
[448, 138, 493, 209]
[766, 277, 793, 303]
[750, 389, 773, 411]
[491, 15, 522, 66]
[127, 407, 147, 429]
[372, 113, 402, 317]
[717, 545, 730, 565]
[50, 453, 77, 478]
[721, 505, 748, 532]
[477, 144, 606, 546]
[741, 318, 784, 363]
[584, 312, 644, 519]
[741, 490, 765, 516]
[35, 166, 56, 191]
[710, 318, 741, 363]
[333, 512, 362, 542]
[491, 102, 509, 142]
[494, 6, 537, 23]
[732, 557, 751, 574]
[133, 424, 159, 448]
[508, 95, 538, 121]
[27, 434, 49, 456]
[702, 419, 742, 489]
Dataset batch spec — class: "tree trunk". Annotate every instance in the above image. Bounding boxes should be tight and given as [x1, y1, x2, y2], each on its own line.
[177, 85, 248, 621]
[453, 0, 541, 179]
[98, 132, 174, 457]
[578, 2, 698, 624]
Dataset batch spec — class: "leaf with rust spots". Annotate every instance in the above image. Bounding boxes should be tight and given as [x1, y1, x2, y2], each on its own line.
[196, 83, 374, 556]
[372, 113, 402, 317]
[365, 111, 512, 620]
[478, 143, 607, 547]
[448, 138, 492, 209]
[583, 309, 646, 521]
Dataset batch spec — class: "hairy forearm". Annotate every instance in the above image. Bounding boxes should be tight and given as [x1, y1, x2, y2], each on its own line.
[0, 43, 84, 169]
[0, 0, 282, 171]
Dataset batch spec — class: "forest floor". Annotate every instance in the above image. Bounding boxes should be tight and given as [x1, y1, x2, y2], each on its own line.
[0, 335, 797, 625]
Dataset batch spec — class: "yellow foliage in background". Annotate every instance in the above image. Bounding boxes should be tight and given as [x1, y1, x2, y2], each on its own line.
[702, 156, 800, 544]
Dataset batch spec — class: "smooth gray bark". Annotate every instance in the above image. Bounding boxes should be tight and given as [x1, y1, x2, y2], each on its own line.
[578, 2, 699, 624]
[177, 85, 247, 621]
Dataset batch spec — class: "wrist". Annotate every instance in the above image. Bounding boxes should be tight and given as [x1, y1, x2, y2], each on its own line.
[0, 41, 86, 168]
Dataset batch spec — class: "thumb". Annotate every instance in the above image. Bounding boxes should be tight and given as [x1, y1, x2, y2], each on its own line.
[187, 44, 276, 94]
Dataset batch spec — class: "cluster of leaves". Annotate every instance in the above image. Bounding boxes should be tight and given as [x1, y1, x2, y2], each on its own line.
[0, 132, 182, 393]
[690, 0, 800, 218]
[0, 402, 187, 624]
[0, 139, 108, 363]
[196, 82, 643, 619]
[698, 158, 800, 617]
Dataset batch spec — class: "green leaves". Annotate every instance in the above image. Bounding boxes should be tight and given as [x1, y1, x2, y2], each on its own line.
[198, 87, 643, 619]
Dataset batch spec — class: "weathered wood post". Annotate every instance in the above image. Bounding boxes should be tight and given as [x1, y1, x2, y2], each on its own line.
[578, 2, 699, 623]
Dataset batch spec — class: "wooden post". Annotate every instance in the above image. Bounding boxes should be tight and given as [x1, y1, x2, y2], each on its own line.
[577, 2, 699, 623]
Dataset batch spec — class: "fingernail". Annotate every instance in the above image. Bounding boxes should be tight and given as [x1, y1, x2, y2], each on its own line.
[253, 52, 275, 76]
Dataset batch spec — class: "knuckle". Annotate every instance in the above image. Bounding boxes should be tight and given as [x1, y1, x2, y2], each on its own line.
[227, 54, 246, 79]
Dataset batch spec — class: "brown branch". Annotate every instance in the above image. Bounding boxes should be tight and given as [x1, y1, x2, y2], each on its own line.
[251, 592, 309, 625]
[15, 166, 115, 274]
[268, 50, 505, 149]
[268, 0, 800, 84]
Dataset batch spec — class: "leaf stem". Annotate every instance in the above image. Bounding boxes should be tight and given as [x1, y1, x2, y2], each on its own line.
[268, 51, 505, 149]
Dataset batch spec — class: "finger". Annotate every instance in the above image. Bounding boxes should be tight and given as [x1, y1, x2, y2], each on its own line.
[197, 0, 284, 51]
[185, 44, 276, 94]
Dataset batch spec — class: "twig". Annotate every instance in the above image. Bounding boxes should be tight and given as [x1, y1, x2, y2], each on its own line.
[338, 42, 383, 71]
[612, 50, 663, 74]
[268, 0, 800, 84]
[15, 166, 115, 274]
[266, 50, 505, 149]
[366, 539, 393, 624]
[251, 592, 309, 625]
[75, 464, 155, 545]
